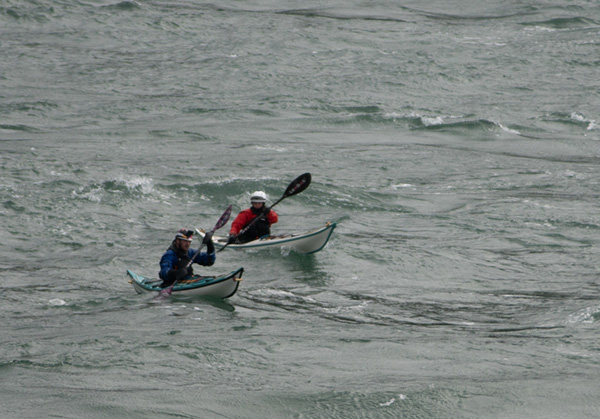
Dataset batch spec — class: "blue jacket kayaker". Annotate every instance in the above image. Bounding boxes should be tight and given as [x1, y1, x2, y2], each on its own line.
[159, 228, 215, 288]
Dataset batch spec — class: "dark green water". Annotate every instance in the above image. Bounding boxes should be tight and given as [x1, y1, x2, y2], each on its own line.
[1, 1, 599, 418]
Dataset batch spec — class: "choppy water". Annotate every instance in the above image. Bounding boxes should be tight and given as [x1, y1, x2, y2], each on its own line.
[2, 1, 600, 418]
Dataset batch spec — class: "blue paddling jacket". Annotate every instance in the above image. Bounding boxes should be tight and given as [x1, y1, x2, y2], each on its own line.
[159, 242, 215, 280]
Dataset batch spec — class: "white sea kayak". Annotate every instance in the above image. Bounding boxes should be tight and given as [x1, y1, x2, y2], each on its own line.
[197, 221, 336, 254]
[127, 268, 244, 298]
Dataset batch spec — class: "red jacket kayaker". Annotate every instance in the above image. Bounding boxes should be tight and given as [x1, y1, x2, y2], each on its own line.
[229, 191, 278, 243]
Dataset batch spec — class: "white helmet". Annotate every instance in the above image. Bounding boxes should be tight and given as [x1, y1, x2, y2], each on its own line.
[250, 191, 267, 203]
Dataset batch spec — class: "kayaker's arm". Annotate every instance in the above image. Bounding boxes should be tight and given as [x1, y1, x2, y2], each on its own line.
[191, 232, 215, 266]
[265, 208, 278, 225]
[229, 209, 252, 236]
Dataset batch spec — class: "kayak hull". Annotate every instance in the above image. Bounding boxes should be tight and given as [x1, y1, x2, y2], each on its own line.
[127, 268, 244, 298]
[200, 221, 336, 254]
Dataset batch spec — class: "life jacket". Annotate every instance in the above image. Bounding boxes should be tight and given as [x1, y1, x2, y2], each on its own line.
[166, 242, 194, 275]
[236, 206, 272, 243]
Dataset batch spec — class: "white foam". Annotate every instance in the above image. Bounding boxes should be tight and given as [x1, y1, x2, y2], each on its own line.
[379, 398, 395, 407]
[421, 116, 444, 126]
[379, 394, 406, 407]
[497, 122, 520, 135]
[254, 145, 288, 152]
[525, 26, 556, 33]
[392, 183, 413, 190]
[571, 112, 597, 131]
[121, 176, 154, 194]
[72, 188, 102, 202]
[566, 306, 599, 324]
[383, 112, 403, 119]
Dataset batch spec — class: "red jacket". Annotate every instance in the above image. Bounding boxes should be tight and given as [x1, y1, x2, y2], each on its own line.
[230, 208, 278, 235]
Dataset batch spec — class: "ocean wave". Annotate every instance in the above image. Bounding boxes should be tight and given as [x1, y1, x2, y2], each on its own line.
[117, 176, 154, 194]
[0, 124, 40, 132]
[542, 112, 598, 131]
[0, 4, 54, 22]
[322, 109, 524, 137]
[520, 17, 599, 30]
[570, 112, 598, 131]
[99, 0, 142, 11]
[276, 8, 409, 23]
[71, 176, 154, 202]
[396, 113, 522, 136]
[0, 101, 59, 115]
[418, 9, 538, 22]
[567, 306, 600, 324]
[417, 117, 519, 135]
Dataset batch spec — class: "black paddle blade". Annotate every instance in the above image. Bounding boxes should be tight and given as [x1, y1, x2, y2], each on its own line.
[284, 172, 311, 198]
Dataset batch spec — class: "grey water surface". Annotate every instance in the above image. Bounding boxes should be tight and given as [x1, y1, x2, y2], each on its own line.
[1, 1, 599, 418]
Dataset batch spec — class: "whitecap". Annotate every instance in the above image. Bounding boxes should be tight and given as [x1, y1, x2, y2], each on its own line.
[421, 116, 444, 126]
[392, 183, 413, 189]
[254, 145, 288, 152]
[72, 188, 102, 202]
[497, 122, 520, 135]
[526, 26, 556, 33]
[379, 398, 395, 407]
[383, 112, 403, 119]
[121, 176, 154, 194]
[570, 112, 597, 131]
[48, 299, 66, 306]
[566, 306, 600, 324]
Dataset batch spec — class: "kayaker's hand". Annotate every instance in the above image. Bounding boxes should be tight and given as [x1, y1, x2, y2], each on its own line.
[227, 234, 237, 244]
[167, 269, 177, 282]
[202, 231, 213, 244]
[262, 207, 271, 215]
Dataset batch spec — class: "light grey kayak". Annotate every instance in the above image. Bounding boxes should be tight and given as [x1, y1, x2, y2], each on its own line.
[197, 222, 336, 254]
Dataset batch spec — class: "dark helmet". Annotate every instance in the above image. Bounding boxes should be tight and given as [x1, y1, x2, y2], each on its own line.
[175, 228, 193, 242]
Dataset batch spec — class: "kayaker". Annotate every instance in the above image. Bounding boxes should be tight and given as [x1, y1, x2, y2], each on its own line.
[158, 228, 215, 288]
[228, 191, 278, 243]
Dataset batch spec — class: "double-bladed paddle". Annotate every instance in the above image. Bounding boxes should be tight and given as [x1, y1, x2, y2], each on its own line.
[219, 172, 312, 252]
[159, 204, 233, 296]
